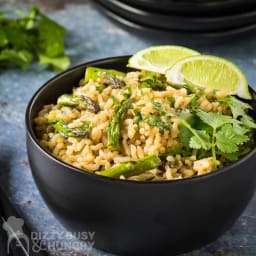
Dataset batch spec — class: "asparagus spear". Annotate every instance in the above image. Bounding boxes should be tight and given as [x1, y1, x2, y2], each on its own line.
[107, 98, 132, 151]
[49, 119, 91, 138]
[85, 67, 126, 92]
[57, 94, 100, 113]
[84, 66, 125, 83]
[98, 154, 161, 178]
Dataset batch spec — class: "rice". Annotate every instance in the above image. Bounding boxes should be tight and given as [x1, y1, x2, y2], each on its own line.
[33, 69, 239, 181]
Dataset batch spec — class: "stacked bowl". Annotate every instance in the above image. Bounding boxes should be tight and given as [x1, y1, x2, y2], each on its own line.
[94, 0, 256, 40]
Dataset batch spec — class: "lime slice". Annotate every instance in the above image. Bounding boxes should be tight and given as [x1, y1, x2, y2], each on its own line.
[165, 55, 251, 99]
[127, 45, 200, 74]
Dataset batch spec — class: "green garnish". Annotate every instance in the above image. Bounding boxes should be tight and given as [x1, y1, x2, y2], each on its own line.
[96, 84, 108, 93]
[167, 96, 175, 107]
[0, 7, 70, 71]
[148, 115, 172, 134]
[139, 72, 167, 90]
[179, 108, 253, 169]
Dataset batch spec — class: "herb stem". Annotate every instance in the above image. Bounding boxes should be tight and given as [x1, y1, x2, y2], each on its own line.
[212, 128, 217, 169]
[180, 119, 206, 148]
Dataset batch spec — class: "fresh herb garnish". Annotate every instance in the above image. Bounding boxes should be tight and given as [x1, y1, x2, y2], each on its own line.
[148, 115, 172, 134]
[96, 84, 107, 93]
[167, 96, 175, 107]
[220, 96, 256, 129]
[0, 7, 70, 71]
[139, 72, 167, 90]
[133, 109, 144, 124]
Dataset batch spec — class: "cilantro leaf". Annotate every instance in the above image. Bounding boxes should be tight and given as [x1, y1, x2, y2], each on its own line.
[215, 124, 249, 153]
[96, 84, 107, 93]
[151, 99, 164, 113]
[37, 13, 66, 57]
[179, 110, 197, 148]
[0, 29, 8, 47]
[241, 115, 256, 129]
[189, 130, 211, 150]
[0, 7, 70, 71]
[38, 53, 70, 72]
[232, 121, 249, 135]
[180, 119, 211, 150]
[220, 146, 252, 161]
[0, 49, 33, 69]
[196, 109, 234, 129]
[220, 96, 252, 119]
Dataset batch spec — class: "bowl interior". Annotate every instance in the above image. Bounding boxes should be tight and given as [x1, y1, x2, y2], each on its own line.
[26, 55, 256, 184]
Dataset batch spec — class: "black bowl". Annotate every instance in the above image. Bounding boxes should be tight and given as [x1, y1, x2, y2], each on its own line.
[96, 0, 256, 32]
[26, 56, 256, 256]
[119, 0, 256, 15]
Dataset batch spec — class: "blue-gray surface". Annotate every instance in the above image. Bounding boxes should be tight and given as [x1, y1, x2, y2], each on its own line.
[0, 1, 256, 255]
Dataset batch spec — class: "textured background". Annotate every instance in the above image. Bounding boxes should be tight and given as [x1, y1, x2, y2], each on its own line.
[0, 1, 256, 255]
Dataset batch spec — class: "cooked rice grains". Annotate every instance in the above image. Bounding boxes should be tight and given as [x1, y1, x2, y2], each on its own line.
[34, 70, 230, 181]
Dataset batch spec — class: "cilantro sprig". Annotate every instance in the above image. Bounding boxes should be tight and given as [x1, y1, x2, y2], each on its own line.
[0, 7, 70, 71]
[179, 96, 256, 169]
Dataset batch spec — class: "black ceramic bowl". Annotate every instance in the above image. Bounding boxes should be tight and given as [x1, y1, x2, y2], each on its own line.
[26, 56, 256, 256]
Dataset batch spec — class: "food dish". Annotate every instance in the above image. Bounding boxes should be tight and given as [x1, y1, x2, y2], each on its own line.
[33, 63, 255, 181]
[96, 0, 256, 32]
[26, 56, 256, 255]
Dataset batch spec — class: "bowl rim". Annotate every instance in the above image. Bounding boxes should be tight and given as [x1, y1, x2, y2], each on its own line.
[25, 55, 256, 185]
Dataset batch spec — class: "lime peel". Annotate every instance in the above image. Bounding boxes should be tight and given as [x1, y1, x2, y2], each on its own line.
[127, 45, 200, 74]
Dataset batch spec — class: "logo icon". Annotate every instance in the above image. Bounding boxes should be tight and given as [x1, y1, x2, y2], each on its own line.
[2, 216, 29, 255]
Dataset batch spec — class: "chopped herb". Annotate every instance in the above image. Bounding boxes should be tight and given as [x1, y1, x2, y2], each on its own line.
[109, 95, 119, 105]
[148, 115, 172, 134]
[139, 72, 167, 90]
[133, 109, 143, 124]
[151, 99, 164, 113]
[96, 84, 107, 93]
[159, 145, 191, 159]
[188, 94, 199, 108]
[121, 86, 132, 98]
[167, 96, 175, 107]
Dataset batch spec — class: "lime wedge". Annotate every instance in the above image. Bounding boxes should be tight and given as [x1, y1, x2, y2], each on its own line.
[165, 55, 251, 99]
[127, 45, 200, 74]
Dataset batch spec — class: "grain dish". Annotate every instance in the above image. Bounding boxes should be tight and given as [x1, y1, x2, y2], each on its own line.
[34, 67, 256, 181]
